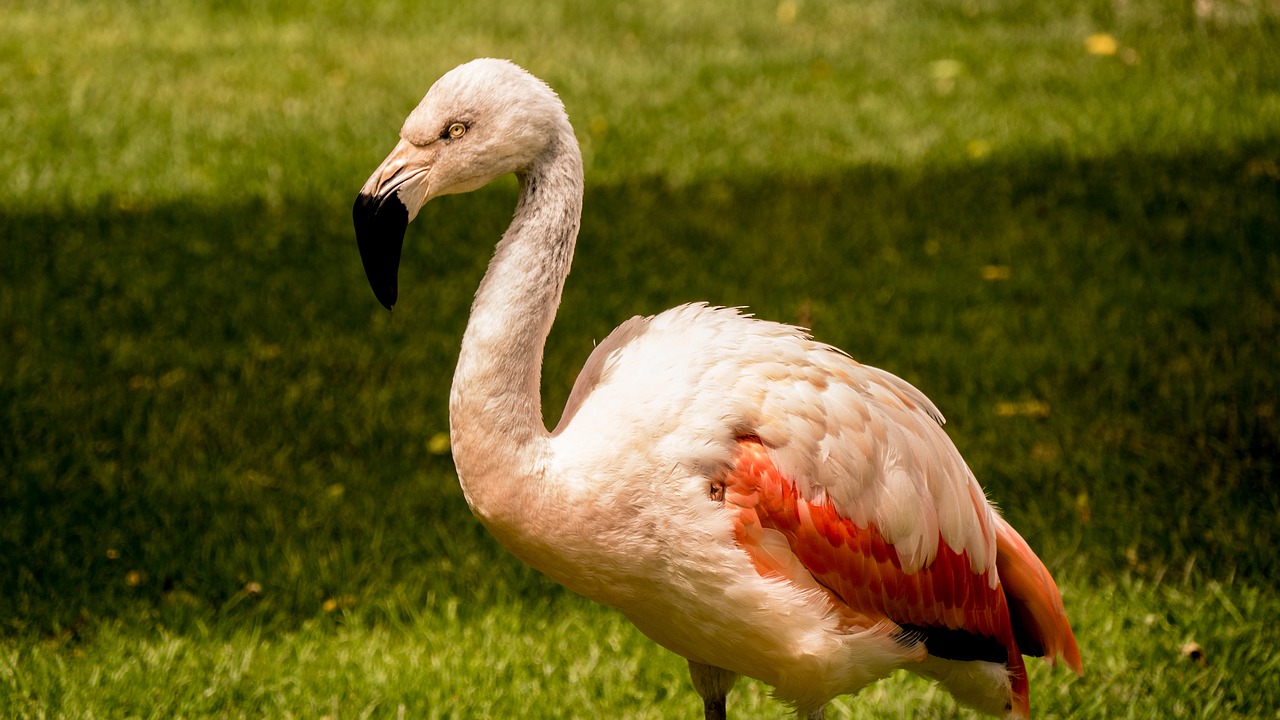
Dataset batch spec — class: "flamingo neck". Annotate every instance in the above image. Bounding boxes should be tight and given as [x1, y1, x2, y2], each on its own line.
[448, 130, 583, 529]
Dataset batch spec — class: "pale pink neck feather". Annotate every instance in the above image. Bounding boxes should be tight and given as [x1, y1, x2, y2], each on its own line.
[447, 130, 583, 531]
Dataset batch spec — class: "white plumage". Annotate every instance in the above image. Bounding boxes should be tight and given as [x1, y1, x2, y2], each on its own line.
[353, 58, 1081, 719]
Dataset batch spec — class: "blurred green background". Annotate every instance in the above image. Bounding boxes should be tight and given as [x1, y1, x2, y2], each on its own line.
[2, 0, 1278, 717]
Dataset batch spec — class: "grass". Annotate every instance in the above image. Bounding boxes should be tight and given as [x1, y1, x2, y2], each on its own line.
[2, 0, 1279, 717]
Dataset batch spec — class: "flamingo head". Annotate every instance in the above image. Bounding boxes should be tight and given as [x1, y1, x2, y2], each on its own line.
[353, 58, 570, 309]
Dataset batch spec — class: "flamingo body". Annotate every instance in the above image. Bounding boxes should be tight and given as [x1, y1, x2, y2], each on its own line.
[353, 58, 1081, 719]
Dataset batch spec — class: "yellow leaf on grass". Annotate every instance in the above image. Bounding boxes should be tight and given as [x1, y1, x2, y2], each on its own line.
[427, 432, 452, 455]
[967, 139, 991, 159]
[777, 0, 797, 24]
[995, 400, 1050, 418]
[1085, 33, 1118, 56]
[981, 264, 1011, 281]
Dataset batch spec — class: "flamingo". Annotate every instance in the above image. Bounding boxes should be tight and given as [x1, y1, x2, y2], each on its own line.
[352, 58, 1082, 719]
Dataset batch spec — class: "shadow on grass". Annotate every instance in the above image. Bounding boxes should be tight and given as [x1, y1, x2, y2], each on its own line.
[2, 142, 1277, 635]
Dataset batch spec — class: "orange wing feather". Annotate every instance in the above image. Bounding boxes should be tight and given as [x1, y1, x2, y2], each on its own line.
[726, 436, 1045, 715]
[994, 517, 1085, 675]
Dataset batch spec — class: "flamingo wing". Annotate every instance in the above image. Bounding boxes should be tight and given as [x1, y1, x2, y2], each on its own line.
[727, 436, 1032, 714]
[715, 311, 1081, 716]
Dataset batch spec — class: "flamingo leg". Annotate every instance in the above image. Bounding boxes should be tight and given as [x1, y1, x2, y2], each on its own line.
[688, 661, 736, 720]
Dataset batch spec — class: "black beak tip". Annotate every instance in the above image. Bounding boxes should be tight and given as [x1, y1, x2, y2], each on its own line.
[353, 191, 409, 311]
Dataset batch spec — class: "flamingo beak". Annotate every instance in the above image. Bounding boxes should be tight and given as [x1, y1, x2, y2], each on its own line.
[353, 190, 407, 311]
[353, 139, 432, 311]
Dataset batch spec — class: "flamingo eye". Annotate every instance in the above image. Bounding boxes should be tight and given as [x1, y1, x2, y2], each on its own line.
[446, 122, 467, 139]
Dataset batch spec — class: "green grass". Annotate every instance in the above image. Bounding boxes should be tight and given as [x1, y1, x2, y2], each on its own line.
[2, 0, 1279, 717]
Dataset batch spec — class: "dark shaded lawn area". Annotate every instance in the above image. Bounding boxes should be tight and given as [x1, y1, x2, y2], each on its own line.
[2, 142, 1277, 636]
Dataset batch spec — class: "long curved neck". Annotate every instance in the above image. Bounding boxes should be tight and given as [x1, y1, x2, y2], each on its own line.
[448, 129, 583, 527]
